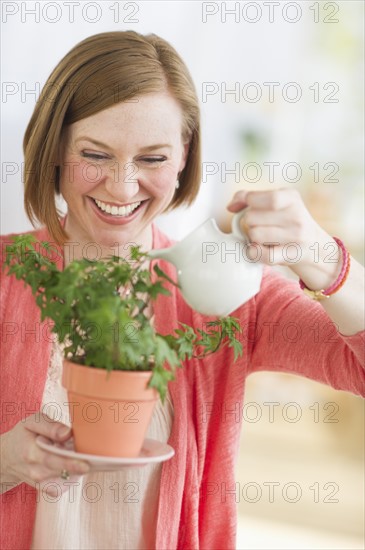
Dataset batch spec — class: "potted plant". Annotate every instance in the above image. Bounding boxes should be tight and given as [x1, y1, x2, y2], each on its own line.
[4, 235, 242, 458]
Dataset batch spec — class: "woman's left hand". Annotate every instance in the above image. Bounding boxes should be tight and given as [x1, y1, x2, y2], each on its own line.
[227, 187, 339, 285]
[227, 187, 365, 336]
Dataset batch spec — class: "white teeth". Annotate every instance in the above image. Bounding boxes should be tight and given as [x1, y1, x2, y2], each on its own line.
[94, 199, 141, 217]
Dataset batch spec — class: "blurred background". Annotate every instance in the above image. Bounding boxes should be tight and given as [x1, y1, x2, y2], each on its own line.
[1, 1, 364, 548]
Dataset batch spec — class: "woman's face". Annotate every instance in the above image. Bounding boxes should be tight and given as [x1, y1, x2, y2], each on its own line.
[59, 91, 189, 256]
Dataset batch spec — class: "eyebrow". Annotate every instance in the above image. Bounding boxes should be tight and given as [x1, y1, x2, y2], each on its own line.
[75, 137, 172, 152]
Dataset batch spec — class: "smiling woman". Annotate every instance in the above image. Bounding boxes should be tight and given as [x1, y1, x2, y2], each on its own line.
[22, 31, 201, 247]
[59, 92, 189, 260]
[1, 29, 365, 550]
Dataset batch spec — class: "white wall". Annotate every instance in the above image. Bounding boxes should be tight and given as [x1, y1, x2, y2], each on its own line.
[1, 0, 364, 245]
[1, 3, 364, 546]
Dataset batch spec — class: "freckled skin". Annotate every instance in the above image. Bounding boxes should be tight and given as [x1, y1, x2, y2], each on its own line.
[60, 92, 189, 258]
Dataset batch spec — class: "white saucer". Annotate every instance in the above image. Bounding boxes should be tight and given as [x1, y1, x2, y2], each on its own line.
[36, 435, 175, 470]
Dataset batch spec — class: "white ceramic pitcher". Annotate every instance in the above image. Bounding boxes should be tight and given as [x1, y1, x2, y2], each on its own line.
[149, 210, 263, 316]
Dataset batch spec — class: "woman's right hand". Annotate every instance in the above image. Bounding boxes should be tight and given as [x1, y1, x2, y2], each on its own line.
[0, 413, 90, 496]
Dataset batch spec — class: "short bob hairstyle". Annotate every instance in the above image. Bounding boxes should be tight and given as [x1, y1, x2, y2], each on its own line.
[23, 31, 201, 244]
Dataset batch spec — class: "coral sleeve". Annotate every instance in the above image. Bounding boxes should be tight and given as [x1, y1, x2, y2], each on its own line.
[248, 267, 365, 396]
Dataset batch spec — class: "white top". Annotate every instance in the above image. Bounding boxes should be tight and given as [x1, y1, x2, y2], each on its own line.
[31, 340, 174, 550]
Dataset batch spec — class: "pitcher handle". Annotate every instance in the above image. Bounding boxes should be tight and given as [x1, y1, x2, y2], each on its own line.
[231, 208, 249, 241]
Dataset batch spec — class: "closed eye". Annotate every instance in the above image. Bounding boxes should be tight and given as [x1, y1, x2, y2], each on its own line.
[140, 157, 167, 164]
[81, 152, 109, 160]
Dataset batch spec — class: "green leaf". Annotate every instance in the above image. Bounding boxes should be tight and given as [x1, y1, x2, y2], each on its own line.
[153, 264, 179, 287]
[148, 365, 175, 402]
[3, 238, 244, 402]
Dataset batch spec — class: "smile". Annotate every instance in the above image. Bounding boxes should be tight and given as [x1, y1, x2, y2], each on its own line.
[93, 198, 142, 217]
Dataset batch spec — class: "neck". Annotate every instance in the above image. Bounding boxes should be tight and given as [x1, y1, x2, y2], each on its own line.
[62, 224, 154, 266]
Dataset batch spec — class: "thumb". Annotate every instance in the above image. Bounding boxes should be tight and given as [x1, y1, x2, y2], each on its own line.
[226, 190, 249, 212]
[24, 412, 71, 442]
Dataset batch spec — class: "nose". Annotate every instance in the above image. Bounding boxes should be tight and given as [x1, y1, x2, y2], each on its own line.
[105, 160, 140, 200]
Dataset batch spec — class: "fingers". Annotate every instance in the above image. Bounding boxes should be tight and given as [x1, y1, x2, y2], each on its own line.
[20, 442, 90, 497]
[23, 447, 89, 495]
[228, 189, 304, 244]
[25, 443, 89, 477]
[227, 190, 249, 212]
[4, 414, 90, 496]
[23, 423, 90, 483]
[25, 413, 72, 442]
[227, 188, 300, 212]
[243, 208, 297, 229]
[226, 188, 318, 267]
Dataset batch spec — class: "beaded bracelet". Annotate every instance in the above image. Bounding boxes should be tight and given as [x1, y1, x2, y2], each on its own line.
[299, 237, 350, 301]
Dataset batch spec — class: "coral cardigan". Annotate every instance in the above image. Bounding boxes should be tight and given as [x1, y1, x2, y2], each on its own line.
[1, 225, 364, 550]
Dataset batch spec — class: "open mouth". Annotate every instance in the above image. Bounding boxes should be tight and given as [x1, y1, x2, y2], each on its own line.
[92, 198, 145, 218]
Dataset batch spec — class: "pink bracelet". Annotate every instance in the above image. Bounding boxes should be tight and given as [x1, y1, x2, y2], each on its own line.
[299, 237, 350, 301]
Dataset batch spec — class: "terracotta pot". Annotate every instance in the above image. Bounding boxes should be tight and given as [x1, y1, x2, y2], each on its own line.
[62, 360, 158, 458]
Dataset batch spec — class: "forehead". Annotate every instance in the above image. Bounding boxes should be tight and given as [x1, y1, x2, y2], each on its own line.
[65, 92, 184, 145]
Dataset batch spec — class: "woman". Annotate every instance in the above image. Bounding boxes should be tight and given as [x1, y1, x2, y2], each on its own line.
[1, 31, 364, 550]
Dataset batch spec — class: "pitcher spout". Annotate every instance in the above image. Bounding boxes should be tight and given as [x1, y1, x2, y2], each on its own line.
[148, 244, 180, 266]
[148, 219, 219, 267]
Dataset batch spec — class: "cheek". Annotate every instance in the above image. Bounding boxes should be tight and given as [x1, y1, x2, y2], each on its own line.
[143, 168, 176, 197]
[61, 160, 104, 195]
